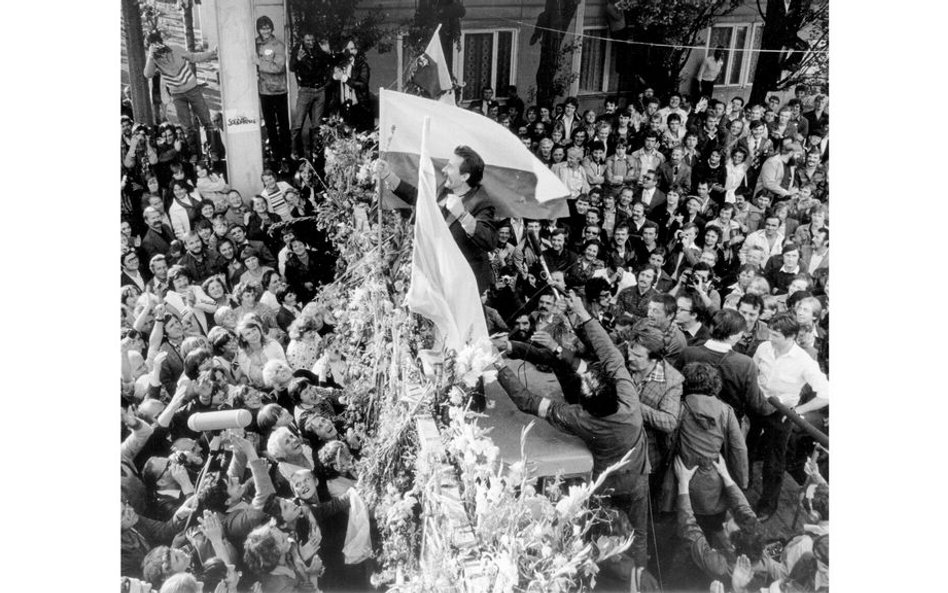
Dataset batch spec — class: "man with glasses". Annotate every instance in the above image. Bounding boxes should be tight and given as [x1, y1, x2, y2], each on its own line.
[635, 171, 666, 214]
[122, 251, 147, 291]
[675, 291, 710, 347]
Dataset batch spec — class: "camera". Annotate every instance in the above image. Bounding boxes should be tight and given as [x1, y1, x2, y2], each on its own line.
[169, 451, 189, 465]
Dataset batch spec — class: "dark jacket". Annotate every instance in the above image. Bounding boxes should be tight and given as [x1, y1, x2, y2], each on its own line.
[676, 343, 774, 419]
[661, 393, 748, 514]
[142, 224, 176, 261]
[497, 319, 649, 494]
[289, 43, 333, 88]
[393, 179, 498, 293]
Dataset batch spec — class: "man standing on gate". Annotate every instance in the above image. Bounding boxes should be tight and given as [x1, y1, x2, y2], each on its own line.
[143, 31, 218, 159]
[289, 32, 334, 160]
[255, 16, 291, 171]
[376, 147, 498, 293]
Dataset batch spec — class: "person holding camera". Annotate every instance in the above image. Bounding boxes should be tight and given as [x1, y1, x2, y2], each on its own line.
[671, 262, 722, 313]
[289, 32, 334, 160]
[143, 31, 218, 160]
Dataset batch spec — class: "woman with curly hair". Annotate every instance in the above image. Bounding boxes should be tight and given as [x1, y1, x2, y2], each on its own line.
[233, 281, 277, 331]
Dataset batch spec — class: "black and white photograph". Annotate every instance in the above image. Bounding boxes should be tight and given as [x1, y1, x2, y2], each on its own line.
[3, 0, 942, 592]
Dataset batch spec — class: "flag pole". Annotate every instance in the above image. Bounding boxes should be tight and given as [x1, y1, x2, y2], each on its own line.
[378, 126, 397, 276]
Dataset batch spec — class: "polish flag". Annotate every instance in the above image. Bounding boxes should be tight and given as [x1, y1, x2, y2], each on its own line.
[409, 24, 456, 106]
[379, 89, 570, 220]
[406, 116, 489, 352]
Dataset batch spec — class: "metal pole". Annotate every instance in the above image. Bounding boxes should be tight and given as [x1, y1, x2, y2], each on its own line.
[766, 396, 829, 448]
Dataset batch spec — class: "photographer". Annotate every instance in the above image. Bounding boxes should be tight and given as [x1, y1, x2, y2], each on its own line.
[485, 265, 523, 323]
[670, 262, 722, 312]
[143, 31, 218, 161]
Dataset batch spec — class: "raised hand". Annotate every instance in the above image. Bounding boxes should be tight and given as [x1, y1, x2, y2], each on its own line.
[731, 554, 753, 592]
[198, 510, 224, 541]
[530, 330, 558, 351]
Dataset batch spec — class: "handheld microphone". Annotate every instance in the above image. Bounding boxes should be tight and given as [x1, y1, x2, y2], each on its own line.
[187, 409, 252, 432]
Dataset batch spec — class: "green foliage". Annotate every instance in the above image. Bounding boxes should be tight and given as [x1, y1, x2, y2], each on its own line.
[286, 0, 393, 53]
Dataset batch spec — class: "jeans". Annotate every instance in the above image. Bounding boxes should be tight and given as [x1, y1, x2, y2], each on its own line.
[753, 411, 793, 515]
[171, 86, 213, 158]
[291, 86, 327, 157]
[260, 93, 290, 161]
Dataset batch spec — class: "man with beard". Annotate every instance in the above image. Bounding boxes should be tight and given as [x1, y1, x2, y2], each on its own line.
[178, 231, 223, 283]
[614, 265, 660, 325]
[755, 142, 802, 201]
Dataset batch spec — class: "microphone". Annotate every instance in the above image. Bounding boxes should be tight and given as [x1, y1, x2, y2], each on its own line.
[187, 410, 252, 432]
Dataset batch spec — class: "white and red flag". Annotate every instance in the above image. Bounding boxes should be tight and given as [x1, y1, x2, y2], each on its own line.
[408, 24, 456, 106]
[405, 116, 489, 352]
[379, 89, 570, 219]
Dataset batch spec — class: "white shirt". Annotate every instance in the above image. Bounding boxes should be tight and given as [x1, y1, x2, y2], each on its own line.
[640, 187, 656, 207]
[753, 341, 829, 408]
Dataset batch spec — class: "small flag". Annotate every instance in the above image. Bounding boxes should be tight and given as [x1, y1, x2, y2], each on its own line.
[409, 24, 456, 106]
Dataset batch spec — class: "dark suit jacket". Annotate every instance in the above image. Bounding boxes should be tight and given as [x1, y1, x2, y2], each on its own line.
[121, 270, 147, 291]
[141, 224, 175, 262]
[393, 179, 498, 293]
[657, 161, 692, 193]
[635, 187, 667, 214]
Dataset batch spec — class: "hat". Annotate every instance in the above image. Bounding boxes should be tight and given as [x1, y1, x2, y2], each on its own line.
[686, 195, 702, 206]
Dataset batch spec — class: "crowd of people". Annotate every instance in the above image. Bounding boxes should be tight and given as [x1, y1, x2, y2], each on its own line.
[121, 10, 830, 588]
[380, 82, 830, 592]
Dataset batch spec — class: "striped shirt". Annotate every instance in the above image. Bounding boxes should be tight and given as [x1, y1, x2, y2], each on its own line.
[261, 181, 294, 219]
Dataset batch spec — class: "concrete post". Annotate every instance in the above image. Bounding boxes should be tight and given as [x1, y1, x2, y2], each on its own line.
[215, 0, 263, 200]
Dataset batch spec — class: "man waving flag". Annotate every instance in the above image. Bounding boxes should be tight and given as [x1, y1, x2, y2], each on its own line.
[379, 89, 570, 220]
[405, 116, 489, 352]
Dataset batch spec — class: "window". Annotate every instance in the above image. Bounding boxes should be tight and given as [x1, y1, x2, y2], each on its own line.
[455, 29, 518, 103]
[707, 23, 760, 87]
[579, 28, 619, 95]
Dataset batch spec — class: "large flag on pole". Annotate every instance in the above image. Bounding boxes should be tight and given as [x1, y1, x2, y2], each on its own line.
[408, 24, 456, 106]
[406, 116, 489, 353]
[379, 88, 570, 219]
